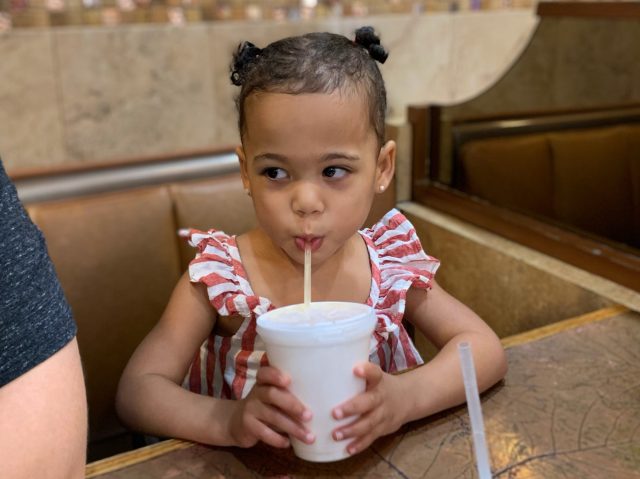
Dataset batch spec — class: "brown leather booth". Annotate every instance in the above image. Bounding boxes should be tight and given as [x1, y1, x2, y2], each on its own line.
[21, 164, 396, 460]
[460, 124, 640, 249]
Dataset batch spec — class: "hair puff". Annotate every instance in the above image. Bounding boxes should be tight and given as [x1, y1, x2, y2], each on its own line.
[354, 26, 388, 64]
[230, 41, 262, 86]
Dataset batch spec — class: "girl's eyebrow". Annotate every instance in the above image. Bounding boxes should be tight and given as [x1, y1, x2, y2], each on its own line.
[253, 153, 287, 163]
[253, 152, 361, 163]
[320, 152, 361, 162]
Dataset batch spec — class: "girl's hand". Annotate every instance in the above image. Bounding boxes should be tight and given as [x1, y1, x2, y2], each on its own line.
[331, 362, 405, 455]
[228, 365, 315, 449]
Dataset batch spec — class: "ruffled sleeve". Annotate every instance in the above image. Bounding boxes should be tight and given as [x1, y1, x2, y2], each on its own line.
[179, 228, 269, 317]
[362, 208, 440, 325]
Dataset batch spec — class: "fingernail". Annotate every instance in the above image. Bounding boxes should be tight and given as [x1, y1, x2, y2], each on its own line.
[334, 431, 343, 441]
[302, 409, 313, 421]
[305, 432, 315, 443]
[347, 446, 356, 455]
[334, 408, 343, 419]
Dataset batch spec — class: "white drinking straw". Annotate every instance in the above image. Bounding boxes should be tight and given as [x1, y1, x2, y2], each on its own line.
[304, 245, 311, 308]
[458, 342, 492, 479]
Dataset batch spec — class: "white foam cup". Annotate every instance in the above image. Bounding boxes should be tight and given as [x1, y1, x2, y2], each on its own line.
[256, 301, 377, 462]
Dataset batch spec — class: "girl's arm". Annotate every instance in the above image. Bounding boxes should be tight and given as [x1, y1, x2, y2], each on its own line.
[116, 272, 313, 447]
[116, 271, 236, 445]
[396, 280, 507, 423]
[331, 280, 507, 454]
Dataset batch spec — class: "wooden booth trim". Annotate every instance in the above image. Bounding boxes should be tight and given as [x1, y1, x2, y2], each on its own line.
[412, 183, 640, 293]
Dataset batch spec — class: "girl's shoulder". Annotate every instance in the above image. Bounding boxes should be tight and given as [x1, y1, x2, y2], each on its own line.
[179, 228, 269, 317]
[179, 227, 237, 256]
[179, 228, 242, 282]
[360, 208, 433, 261]
[360, 208, 440, 287]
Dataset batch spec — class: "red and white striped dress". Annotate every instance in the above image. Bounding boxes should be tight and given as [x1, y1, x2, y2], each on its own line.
[181, 209, 440, 399]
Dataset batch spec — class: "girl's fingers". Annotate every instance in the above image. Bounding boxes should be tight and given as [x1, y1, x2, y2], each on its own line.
[256, 365, 290, 388]
[344, 433, 376, 456]
[332, 416, 377, 455]
[354, 362, 383, 386]
[259, 404, 315, 445]
[332, 363, 384, 420]
[332, 406, 383, 440]
[258, 384, 312, 423]
[255, 367, 312, 423]
[333, 389, 380, 419]
[247, 416, 290, 448]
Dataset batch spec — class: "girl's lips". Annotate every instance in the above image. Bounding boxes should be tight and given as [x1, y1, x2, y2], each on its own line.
[295, 236, 323, 252]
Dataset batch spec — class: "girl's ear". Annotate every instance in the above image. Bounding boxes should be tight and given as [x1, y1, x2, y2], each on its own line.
[375, 140, 396, 193]
[236, 145, 251, 191]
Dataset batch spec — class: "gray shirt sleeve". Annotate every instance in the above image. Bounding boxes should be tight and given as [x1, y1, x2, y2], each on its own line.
[0, 160, 76, 387]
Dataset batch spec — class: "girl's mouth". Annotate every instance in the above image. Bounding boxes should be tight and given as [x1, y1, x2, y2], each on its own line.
[295, 236, 323, 252]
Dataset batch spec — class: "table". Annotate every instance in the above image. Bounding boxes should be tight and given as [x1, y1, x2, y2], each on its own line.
[87, 306, 640, 478]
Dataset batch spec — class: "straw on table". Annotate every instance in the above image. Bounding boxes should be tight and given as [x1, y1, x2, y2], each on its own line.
[458, 341, 492, 479]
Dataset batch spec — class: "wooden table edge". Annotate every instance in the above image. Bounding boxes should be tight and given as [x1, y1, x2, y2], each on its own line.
[85, 439, 194, 477]
[500, 305, 629, 348]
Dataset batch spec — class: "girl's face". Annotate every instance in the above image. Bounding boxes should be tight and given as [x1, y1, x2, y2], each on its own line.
[237, 90, 395, 267]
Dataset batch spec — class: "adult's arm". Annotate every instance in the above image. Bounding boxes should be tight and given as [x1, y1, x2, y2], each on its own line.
[0, 159, 87, 477]
[0, 337, 87, 479]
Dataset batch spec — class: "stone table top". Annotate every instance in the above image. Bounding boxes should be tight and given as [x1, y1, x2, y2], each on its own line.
[87, 307, 640, 478]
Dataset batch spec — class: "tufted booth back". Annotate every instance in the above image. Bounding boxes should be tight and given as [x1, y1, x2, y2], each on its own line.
[460, 124, 640, 248]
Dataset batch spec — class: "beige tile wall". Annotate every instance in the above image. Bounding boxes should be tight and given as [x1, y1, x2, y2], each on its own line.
[448, 17, 640, 118]
[0, 31, 65, 169]
[0, 11, 537, 173]
[55, 25, 217, 163]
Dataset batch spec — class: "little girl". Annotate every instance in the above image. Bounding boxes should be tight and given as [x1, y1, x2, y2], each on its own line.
[117, 26, 507, 456]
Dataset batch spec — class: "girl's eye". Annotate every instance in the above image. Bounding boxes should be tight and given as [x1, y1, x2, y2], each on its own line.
[323, 166, 348, 179]
[263, 167, 288, 180]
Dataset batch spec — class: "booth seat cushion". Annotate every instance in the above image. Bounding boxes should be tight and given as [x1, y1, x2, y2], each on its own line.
[170, 174, 257, 271]
[459, 124, 639, 248]
[460, 133, 554, 217]
[27, 186, 183, 445]
[549, 126, 634, 245]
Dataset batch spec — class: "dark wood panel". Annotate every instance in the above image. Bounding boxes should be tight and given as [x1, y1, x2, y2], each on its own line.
[537, 1, 640, 19]
[408, 105, 428, 184]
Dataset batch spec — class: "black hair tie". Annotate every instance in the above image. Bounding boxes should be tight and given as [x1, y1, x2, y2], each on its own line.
[354, 26, 388, 64]
[230, 41, 262, 86]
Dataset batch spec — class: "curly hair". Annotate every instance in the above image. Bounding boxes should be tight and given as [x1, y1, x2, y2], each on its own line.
[230, 27, 389, 146]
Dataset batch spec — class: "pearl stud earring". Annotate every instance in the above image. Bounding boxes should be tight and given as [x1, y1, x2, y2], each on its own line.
[379, 185, 385, 192]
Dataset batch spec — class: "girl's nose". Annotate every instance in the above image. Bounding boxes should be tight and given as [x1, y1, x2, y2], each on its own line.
[292, 182, 324, 217]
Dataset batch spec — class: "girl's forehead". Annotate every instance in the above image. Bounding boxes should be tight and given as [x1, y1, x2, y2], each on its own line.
[242, 91, 377, 152]
[245, 88, 367, 113]
[244, 91, 370, 134]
